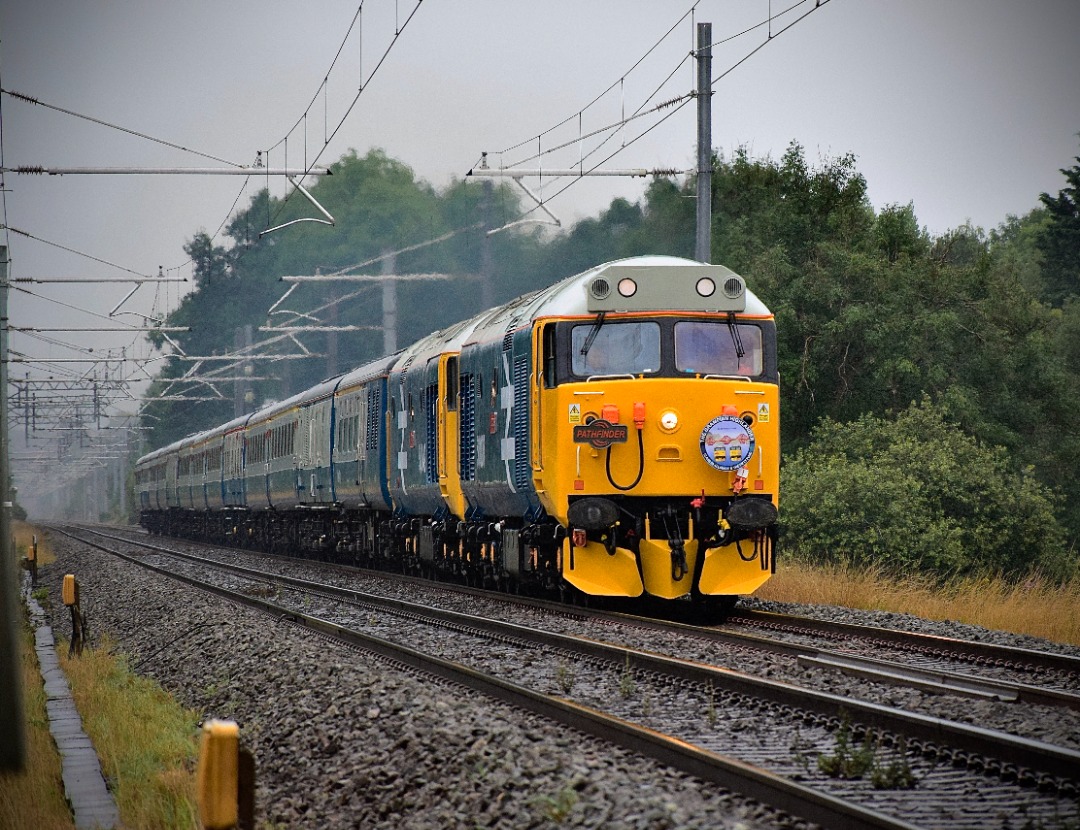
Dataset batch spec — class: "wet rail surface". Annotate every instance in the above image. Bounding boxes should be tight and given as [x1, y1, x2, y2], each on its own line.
[56, 525, 1080, 829]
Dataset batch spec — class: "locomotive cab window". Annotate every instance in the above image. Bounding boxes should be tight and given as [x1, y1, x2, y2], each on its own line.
[446, 357, 459, 411]
[542, 324, 557, 389]
[571, 320, 660, 377]
[675, 321, 763, 377]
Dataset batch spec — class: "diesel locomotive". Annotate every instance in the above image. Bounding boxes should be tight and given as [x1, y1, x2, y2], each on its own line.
[135, 255, 780, 609]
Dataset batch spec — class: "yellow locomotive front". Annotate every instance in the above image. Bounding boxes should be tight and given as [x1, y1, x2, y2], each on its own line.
[530, 260, 779, 607]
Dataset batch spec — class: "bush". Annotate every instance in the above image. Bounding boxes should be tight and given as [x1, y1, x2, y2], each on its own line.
[780, 399, 1073, 580]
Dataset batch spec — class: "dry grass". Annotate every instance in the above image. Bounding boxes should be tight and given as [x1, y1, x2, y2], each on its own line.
[757, 560, 1080, 646]
[0, 625, 76, 830]
[13, 521, 55, 567]
[59, 638, 201, 829]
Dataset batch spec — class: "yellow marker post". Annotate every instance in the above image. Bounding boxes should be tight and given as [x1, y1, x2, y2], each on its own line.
[62, 574, 78, 607]
[22, 535, 37, 587]
[197, 719, 240, 830]
[62, 575, 84, 657]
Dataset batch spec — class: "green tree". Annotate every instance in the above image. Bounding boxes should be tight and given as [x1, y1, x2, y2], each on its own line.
[873, 202, 927, 263]
[1037, 146, 1080, 306]
[781, 400, 1071, 580]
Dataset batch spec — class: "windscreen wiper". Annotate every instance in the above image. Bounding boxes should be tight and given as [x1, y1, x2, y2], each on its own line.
[727, 311, 746, 359]
[580, 311, 606, 358]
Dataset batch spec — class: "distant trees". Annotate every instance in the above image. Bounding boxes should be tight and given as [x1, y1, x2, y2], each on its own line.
[142, 149, 528, 447]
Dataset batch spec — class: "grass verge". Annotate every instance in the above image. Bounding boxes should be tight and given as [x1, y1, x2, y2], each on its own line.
[58, 638, 201, 829]
[0, 624, 74, 830]
[6, 523, 200, 830]
[757, 560, 1080, 647]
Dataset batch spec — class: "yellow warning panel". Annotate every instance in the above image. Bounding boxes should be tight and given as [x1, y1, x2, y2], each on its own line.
[639, 538, 699, 599]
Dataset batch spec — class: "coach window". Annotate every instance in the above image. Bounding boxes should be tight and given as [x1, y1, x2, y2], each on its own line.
[675, 320, 762, 377]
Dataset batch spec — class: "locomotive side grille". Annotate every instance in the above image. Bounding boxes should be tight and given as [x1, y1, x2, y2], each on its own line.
[502, 331, 513, 351]
[459, 373, 477, 481]
[357, 393, 368, 461]
[425, 383, 439, 484]
[512, 355, 530, 490]
[366, 387, 381, 454]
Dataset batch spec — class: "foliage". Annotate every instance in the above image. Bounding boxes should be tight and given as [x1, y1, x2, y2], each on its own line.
[781, 399, 1072, 580]
[816, 716, 875, 780]
[712, 142, 874, 271]
[1037, 145, 1080, 306]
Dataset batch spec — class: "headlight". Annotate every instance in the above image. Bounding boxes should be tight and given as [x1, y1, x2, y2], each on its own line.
[659, 410, 679, 432]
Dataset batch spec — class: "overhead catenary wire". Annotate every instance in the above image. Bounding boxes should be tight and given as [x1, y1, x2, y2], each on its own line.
[492, 3, 701, 160]
[0, 3, 415, 300]
[259, 1, 426, 236]
[0, 88, 246, 168]
[474, 0, 832, 227]
[4, 0, 429, 345]
[9, 285, 164, 354]
[3, 226, 153, 279]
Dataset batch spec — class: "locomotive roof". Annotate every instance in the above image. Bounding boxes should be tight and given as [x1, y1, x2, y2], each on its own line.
[530, 255, 770, 318]
[338, 352, 400, 392]
[460, 255, 771, 347]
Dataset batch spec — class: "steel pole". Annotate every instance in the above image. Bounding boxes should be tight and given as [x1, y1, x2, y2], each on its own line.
[382, 252, 397, 355]
[0, 245, 25, 770]
[695, 22, 713, 263]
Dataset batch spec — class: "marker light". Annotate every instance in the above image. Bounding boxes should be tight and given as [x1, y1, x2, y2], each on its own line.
[659, 410, 679, 432]
[617, 277, 638, 297]
[695, 277, 716, 297]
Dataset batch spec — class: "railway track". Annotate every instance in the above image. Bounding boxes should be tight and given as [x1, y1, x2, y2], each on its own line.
[54, 525, 1080, 829]
[90, 523, 1080, 710]
[728, 609, 1080, 680]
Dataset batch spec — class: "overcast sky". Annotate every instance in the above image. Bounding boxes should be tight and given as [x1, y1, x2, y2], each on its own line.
[1, 0, 1078, 466]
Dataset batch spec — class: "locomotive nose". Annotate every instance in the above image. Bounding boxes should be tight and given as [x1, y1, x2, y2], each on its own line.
[567, 497, 620, 530]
